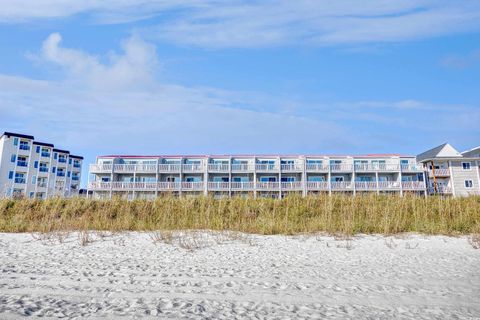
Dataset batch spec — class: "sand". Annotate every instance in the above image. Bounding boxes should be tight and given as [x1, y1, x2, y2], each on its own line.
[0, 231, 479, 319]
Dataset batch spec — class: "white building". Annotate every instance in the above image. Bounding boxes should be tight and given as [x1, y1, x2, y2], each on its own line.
[417, 143, 480, 197]
[88, 153, 426, 199]
[0, 132, 83, 199]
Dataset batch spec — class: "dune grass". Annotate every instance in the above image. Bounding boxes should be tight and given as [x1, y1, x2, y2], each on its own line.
[0, 194, 479, 235]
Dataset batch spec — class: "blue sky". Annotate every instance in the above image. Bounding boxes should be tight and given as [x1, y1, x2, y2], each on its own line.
[0, 1, 479, 186]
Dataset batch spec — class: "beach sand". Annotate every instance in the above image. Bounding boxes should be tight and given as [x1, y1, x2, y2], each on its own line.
[0, 231, 479, 319]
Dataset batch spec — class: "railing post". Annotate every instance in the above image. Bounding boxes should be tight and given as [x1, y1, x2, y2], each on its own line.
[399, 161, 403, 197]
[328, 158, 332, 196]
[352, 158, 356, 197]
[302, 157, 307, 197]
[278, 156, 281, 199]
[253, 156, 257, 199]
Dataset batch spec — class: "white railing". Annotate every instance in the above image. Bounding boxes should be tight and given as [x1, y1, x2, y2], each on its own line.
[429, 168, 450, 177]
[378, 181, 401, 189]
[402, 181, 425, 190]
[255, 164, 278, 171]
[89, 164, 112, 172]
[280, 164, 303, 172]
[208, 164, 229, 172]
[330, 164, 353, 172]
[354, 164, 400, 171]
[306, 164, 328, 171]
[257, 182, 280, 190]
[355, 181, 377, 190]
[181, 182, 204, 190]
[428, 185, 452, 194]
[158, 164, 181, 172]
[331, 181, 353, 190]
[231, 164, 254, 171]
[208, 181, 230, 190]
[231, 182, 255, 190]
[306, 181, 329, 190]
[158, 182, 181, 190]
[401, 164, 422, 172]
[182, 164, 204, 172]
[281, 181, 303, 190]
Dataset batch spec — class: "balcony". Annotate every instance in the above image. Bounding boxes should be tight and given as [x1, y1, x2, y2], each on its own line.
[306, 164, 328, 172]
[158, 164, 181, 172]
[89, 164, 113, 173]
[330, 164, 353, 172]
[113, 164, 157, 173]
[307, 181, 329, 190]
[72, 176, 79, 181]
[158, 182, 181, 190]
[37, 182, 48, 188]
[207, 181, 230, 190]
[401, 164, 422, 172]
[355, 181, 377, 190]
[231, 164, 254, 172]
[41, 152, 51, 158]
[402, 181, 425, 190]
[14, 178, 26, 184]
[58, 158, 67, 164]
[354, 164, 399, 172]
[231, 182, 254, 190]
[208, 164, 229, 172]
[281, 181, 303, 190]
[378, 181, 401, 190]
[73, 163, 81, 168]
[16, 161, 28, 167]
[257, 182, 279, 190]
[181, 182, 204, 191]
[39, 167, 49, 173]
[255, 164, 278, 172]
[19, 144, 30, 151]
[281, 164, 303, 172]
[428, 185, 452, 194]
[57, 172, 65, 177]
[331, 181, 353, 190]
[429, 168, 449, 177]
[182, 164, 204, 173]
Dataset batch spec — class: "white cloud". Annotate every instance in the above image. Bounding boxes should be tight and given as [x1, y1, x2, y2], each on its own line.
[1, 1, 480, 47]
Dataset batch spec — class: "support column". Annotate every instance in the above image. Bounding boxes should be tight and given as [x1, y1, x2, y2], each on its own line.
[204, 158, 208, 196]
[375, 171, 379, 195]
[448, 160, 455, 197]
[229, 157, 232, 198]
[302, 157, 307, 197]
[328, 158, 332, 196]
[278, 156, 282, 199]
[399, 166, 403, 197]
[253, 157, 257, 199]
[352, 158, 356, 196]
[155, 158, 159, 198]
[109, 163, 114, 200]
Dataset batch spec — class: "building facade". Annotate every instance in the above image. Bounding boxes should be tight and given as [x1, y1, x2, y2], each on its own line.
[0, 132, 83, 199]
[88, 154, 426, 199]
[417, 143, 480, 197]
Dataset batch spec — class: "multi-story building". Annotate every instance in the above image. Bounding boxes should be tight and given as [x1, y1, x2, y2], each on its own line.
[88, 154, 426, 199]
[417, 143, 480, 197]
[0, 132, 83, 199]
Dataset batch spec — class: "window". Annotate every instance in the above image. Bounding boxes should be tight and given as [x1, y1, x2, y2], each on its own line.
[32, 175, 36, 185]
[465, 180, 473, 188]
[67, 171, 71, 177]
[11, 154, 16, 163]
[13, 137, 18, 146]
[307, 176, 325, 182]
[101, 177, 110, 182]
[462, 162, 471, 170]
[331, 176, 344, 182]
[259, 176, 276, 182]
[281, 177, 296, 182]
[34, 161, 38, 169]
[54, 153, 57, 160]
[52, 166, 56, 173]
[29, 192, 34, 199]
[69, 158, 72, 165]
[36, 146, 40, 153]
[8, 171, 13, 179]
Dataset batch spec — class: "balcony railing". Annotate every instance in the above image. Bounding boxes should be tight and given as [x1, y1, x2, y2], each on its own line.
[255, 164, 278, 172]
[306, 164, 328, 172]
[281, 181, 303, 190]
[281, 164, 303, 172]
[330, 164, 353, 172]
[429, 169, 450, 177]
[402, 181, 425, 190]
[208, 164, 229, 172]
[207, 181, 230, 190]
[231, 182, 254, 190]
[257, 182, 280, 190]
[16, 161, 28, 167]
[158, 182, 181, 190]
[181, 182, 204, 190]
[428, 185, 452, 194]
[354, 164, 400, 172]
[90, 164, 113, 172]
[378, 181, 401, 189]
[58, 158, 67, 163]
[401, 164, 422, 172]
[331, 181, 353, 190]
[306, 181, 329, 190]
[182, 164, 204, 172]
[355, 181, 377, 190]
[231, 164, 254, 171]
[158, 164, 181, 172]
[37, 182, 47, 188]
[113, 164, 158, 173]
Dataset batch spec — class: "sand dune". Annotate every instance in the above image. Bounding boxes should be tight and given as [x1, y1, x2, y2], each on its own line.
[0, 232, 479, 319]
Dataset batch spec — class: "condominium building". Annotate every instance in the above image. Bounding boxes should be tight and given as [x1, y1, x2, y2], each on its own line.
[88, 154, 426, 199]
[0, 132, 83, 199]
[417, 143, 480, 197]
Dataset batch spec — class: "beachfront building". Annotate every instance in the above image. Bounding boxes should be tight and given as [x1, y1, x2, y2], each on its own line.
[88, 154, 426, 199]
[0, 132, 83, 199]
[417, 143, 480, 197]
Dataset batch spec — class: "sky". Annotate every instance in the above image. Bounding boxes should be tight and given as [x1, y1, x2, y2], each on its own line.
[0, 0, 479, 186]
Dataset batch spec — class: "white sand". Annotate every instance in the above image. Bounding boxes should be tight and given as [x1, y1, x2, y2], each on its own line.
[0, 231, 479, 319]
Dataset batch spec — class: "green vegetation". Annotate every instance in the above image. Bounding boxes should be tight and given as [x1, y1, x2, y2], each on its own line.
[0, 195, 479, 235]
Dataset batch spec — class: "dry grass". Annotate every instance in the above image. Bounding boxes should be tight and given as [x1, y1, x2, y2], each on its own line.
[0, 194, 479, 237]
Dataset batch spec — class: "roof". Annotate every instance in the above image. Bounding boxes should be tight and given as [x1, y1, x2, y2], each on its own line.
[461, 146, 480, 158]
[33, 141, 54, 148]
[53, 148, 70, 154]
[1, 132, 34, 140]
[98, 153, 413, 159]
[69, 155, 84, 160]
[416, 143, 462, 162]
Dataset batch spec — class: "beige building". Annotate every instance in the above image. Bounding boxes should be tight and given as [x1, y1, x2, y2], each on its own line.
[417, 143, 480, 197]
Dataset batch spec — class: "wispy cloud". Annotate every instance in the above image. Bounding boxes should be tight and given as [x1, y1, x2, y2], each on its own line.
[1, 1, 480, 47]
[441, 49, 480, 69]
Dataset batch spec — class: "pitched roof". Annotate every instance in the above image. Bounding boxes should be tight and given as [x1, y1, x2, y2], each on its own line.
[416, 143, 462, 162]
[461, 146, 480, 158]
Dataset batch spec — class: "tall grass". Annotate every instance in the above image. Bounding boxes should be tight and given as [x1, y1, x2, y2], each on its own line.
[0, 194, 479, 235]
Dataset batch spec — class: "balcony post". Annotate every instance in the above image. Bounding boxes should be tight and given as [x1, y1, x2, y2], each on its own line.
[448, 160, 455, 197]
[179, 158, 183, 197]
[24, 142, 34, 197]
[109, 161, 114, 200]
[155, 158, 159, 198]
[399, 164, 403, 197]
[278, 156, 282, 199]
[302, 157, 307, 197]
[422, 170, 427, 198]
[328, 158, 332, 196]
[352, 158, 356, 196]
[253, 156, 257, 199]
[204, 157, 208, 196]
[45, 150, 53, 199]
[375, 172, 379, 195]
[229, 157, 232, 198]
